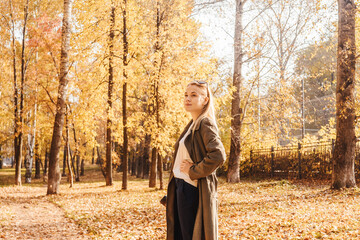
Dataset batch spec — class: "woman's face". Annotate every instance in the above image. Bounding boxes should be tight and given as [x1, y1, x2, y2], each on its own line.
[184, 85, 208, 115]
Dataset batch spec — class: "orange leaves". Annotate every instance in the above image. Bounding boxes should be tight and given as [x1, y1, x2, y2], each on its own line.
[27, 14, 62, 49]
[50, 180, 167, 239]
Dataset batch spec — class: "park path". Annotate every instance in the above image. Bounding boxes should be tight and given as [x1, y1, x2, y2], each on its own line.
[0, 186, 90, 240]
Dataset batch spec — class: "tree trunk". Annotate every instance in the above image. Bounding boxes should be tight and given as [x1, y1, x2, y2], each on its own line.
[97, 146, 106, 178]
[0, 145, 2, 169]
[127, 148, 132, 174]
[47, 0, 73, 194]
[70, 148, 76, 180]
[10, 0, 21, 186]
[62, 145, 67, 177]
[14, 0, 29, 186]
[148, 1, 163, 188]
[81, 141, 86, 176]
[136, 143, 143, 178]
[128, 156, 131, 173]
[135, 152, 139, 176]
[331, 0, 356, 189]
[65, 112, 73, 187]
[92, 147, 95, 164]
[131, 150, 136, 176]
[44, 148, 48, 175]
[20, 0, 30, 185]
[114, 141, 122, 172]
[75, 154, 80, 181]
[227, 0, 246, 183]
[128, 149, 132, 175]
[122, 0, 129, 190]
[80, 158, 85, 176]
[25, 134, 33, 183]
[34, 140, 41, 179]
[105, 1, 115, 187]
[43, 149, 48, 183]
[71, 124, 80, 181]
[143, 134, 151, 179]
[149, 148, 157, 187]
[157, 152, 163, 190]
[67, 143, 73, 187]
[25, 105, 36, 183]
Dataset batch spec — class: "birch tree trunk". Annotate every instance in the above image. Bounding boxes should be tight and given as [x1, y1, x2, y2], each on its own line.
[25, 132, 34, 183]
[331, 0, 356, 189]
[25, 73, 38, 183]
[25, 105, 37, 183]
[16, 0, 30, 185]
[47, 0, 73, 194]
[227, 0, 246, 183]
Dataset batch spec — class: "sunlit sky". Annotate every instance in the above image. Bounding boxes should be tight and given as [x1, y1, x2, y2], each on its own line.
[192, 0, 337, 76]
[193, 1, 235, 68]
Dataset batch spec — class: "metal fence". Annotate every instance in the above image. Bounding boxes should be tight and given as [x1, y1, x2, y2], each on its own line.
[241, 139, 360, 179]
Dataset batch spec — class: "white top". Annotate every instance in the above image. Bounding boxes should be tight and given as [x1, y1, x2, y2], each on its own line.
[172, 123, 198, 187]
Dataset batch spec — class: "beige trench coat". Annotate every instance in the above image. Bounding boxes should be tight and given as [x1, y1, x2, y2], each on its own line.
[166, 116, 226, 240]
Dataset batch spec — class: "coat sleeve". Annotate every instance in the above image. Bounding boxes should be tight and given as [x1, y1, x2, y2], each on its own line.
[188, 117, 226, 180]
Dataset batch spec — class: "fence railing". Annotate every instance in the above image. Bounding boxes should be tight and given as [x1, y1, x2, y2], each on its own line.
[241, 139, 360, 179]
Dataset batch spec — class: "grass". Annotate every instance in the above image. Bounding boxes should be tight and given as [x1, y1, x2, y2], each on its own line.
[0, 167, 39, 186]
[1, 165, 360, 239]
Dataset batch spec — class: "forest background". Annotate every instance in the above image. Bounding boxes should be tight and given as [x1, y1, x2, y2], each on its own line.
[0, 0, 360, 189]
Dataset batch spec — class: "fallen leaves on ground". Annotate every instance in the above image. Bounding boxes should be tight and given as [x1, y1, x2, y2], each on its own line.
[217, 180, 360, 239]
[49, 181, 167, 239]
[1, 167, 360, 239]
[0, 186, 89, 240]
[49, 178, 360, 239]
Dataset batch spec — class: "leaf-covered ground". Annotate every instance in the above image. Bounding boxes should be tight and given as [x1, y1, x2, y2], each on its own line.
[1, 166, 360, 239]
[0, 186, 89, 239]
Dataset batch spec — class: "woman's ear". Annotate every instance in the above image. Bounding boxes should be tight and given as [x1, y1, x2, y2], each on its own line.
[203, 97, 209, 106]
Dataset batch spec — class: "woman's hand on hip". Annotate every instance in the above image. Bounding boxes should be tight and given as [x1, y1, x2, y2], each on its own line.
[180, 159, 193, 175]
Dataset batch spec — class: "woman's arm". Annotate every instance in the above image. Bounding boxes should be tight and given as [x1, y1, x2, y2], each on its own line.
[188, 117, 226, 180]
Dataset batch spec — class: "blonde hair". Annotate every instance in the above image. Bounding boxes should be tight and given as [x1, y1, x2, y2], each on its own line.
[187, 81, 218, 131]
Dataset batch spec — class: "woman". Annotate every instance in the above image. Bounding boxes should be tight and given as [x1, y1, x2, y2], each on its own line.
[166, 80, 226, 240]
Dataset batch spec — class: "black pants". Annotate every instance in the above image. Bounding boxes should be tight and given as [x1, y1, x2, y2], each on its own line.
[174, 178, 199, 240]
